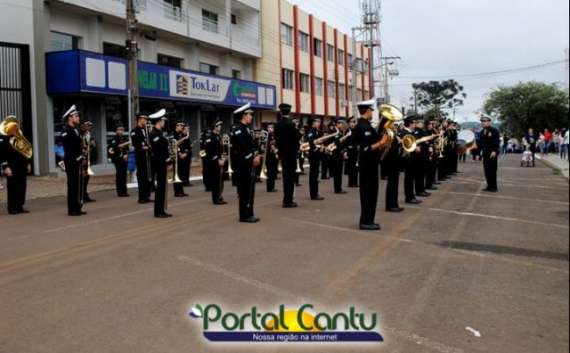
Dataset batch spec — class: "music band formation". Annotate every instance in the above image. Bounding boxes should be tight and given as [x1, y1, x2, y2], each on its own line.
[0, 101, 500, 229]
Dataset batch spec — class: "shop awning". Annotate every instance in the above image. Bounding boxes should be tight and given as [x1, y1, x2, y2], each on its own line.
[46, 50, 276, 110]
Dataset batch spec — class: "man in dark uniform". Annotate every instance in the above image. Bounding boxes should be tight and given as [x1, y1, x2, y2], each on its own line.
[108, 124, 130, 197]
[424, 120, 439, 191]
[149, 109, 172, 218]
[0, 116, 31, 214]
[182, 125, 194, 187]
[265, 123, 279, 193]
[380, 116, 403, 213]
[401, 116, 423, 205]
[231, 103, 261, 223]
[204, 120, 227, 205]
[320, 123, 335, 180]
[414, 120, 431, 198]
[353, 100, 387, 230]
[480, 116, 500, 192]
[171, 121, 189, 198]
[61, 106, 87, 216]
[274, 103, 299, 208]
[344, 117, 359, 188]
[199, 128, 213, 191]
[131, 114, 153, 204]
[305, 117, 325, 201]
[329, 118, 348, 194]
[80, 121, 96, 203]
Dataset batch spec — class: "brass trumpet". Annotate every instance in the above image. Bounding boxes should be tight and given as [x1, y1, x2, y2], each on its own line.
[0, 116, 33, 159]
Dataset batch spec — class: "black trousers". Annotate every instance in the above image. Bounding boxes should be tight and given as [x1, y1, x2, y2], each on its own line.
[330, 156, 344, 192]
[385, 162, 400, 209]
[208, 162, 223, 203]
[321, 156, 329, 179]
[404, 163, 416, 201]
[309, 154, 321, 199]
[425, 159, 437, 189]
[483, 154, 498, 190]
[359, 163, 379, 225]
[266, 158, 278, 192]
[136, 153, 151, 201]
[346, 156, 358, 187]
[65, 163, 82, 214]
[83, 175, 91, 199]
[114, 160, 128, 196]
[7, 171, 27, 212]
[414, 158, 427, 194]
[153, 162, 167, 216]
[178, 157, 191, 186]
[437, 157, 446, 180]
[202, 158, 212, 191]
[236, 167, 255, 220]
[281, 158, 297, 205]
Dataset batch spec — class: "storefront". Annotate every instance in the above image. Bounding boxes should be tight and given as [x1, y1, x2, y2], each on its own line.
[46, 50, 276, 173]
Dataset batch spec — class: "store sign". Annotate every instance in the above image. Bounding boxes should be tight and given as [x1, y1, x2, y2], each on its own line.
[46, 50, 276, 109]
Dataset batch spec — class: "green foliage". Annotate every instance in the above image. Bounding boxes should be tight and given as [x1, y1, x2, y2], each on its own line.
[411, 80, 467, 118]
[484, 82, 569, 136]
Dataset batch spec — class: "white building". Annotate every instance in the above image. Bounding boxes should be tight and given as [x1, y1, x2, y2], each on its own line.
[0, 0, 275, 175]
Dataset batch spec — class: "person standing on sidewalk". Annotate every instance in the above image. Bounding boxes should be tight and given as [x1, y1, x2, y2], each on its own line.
[480, 116, 500, 192]
[524, 128, 538, 167]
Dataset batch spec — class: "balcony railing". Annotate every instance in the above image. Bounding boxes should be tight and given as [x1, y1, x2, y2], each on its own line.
[202, 17, 219, 34]
[164, 3, 184, 22]
[112, 0, 147, 12]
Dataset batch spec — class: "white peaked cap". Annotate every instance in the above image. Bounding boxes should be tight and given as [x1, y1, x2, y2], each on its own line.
[357, 99, 376, 108]
[149, 109, 167, 121]
[233, 103, 254, 115]
[63, 105, 78, 119]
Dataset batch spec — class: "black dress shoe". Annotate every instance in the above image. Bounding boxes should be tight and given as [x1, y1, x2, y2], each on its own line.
[360, 223, 381, 231]
[155, 213, 173, 219]
[175, 193, 189, 198]
[18, 209, 30, 214]
[283, 202, 299, 208]
[426, 186, 438, 191]
[118, 194, 130, 197]
[84, 198, 96, 203]
[386, 207, 404, 213]
[214, 200, 228, 205]
[434, 182, 442, 185]
[69, 211, 87, 216]
[240, 216, 260, 223]
[416, 192, 431, 197]
[295, 183, 303, 187]
[348, 185, 359, 188]
[267, 189, 278, 193]
[406, 199, 423, 205]
[335, 190, 348, 194]
[138, 199, 151, 204]
[484, 188, 498, 193]
[311, 196, 325, 201]
[8, 210, 20, 215]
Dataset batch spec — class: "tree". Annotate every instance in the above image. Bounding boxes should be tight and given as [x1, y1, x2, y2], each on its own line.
[411, 79, 467, 119]
[484, 82, 569, 137]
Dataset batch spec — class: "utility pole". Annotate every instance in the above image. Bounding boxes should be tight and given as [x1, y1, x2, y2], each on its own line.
[126, 0, 140, 127]
[362, 0, 381, 98]
[380, 56, 401, 103]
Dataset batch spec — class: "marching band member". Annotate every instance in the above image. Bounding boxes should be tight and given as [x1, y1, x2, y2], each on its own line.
[61, 106, 87, 216]
[108, 124, 130, 197]
[148, 110, 171, 218]
[264, 123, 279, 193]
[424, 120, 439, 191]
[274, 103, 299, 208]
[131, 113, 153, 204]
[204, 120, 227, 205]
[354, 100, 386, 230]
[0, 116, 31, 215]
[305, 117, 325, 201]
[381, 116, 404, 213]
[231, 103, 261, 223]
[80, 120, 96, 203]
[345, 116, 359, 188]
[401, 115, 423, 205]
[171, 121, 189, 198]
[200, 128, 213, 191]
[414, 120, 431, 198]
[329, 118, 348, 195]
[182, 124, 194, 187]
[480, 115, 500, 192]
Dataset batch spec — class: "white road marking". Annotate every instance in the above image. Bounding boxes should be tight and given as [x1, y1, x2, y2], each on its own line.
[443, 191, 569, 206]
[465, 327, 482, 338]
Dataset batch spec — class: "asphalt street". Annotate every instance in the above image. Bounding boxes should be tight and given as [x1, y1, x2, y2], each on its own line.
[0, 154, 568, 353]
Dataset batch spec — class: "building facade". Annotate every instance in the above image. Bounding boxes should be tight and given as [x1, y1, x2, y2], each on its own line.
[256, 0, 372, 124]
[1, 0, 274, 175]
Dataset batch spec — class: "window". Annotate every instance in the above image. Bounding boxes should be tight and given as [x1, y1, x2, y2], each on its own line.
[315, 77, 323, 96]
[327, 80, 336, 98]
[202, 9, 219, 33]
[103, 42, 128, 59]
[339, 83, 346, 98]
[327, 45, 334, 63]
[282, 69, 294, 90]
[232, 70, 241, 79]
[49, 31, 80, 52]
[157, 54, 183, 68]
[281, 23, 293, 46]
[338, 49, 345, 66]
[313, 38, 322, 58]
[348, 54, 353, 69]
[231, 14, 237, 25]
[164, 0, 183, 21]
[200, 62, 219, 75]
[300, 73, 310, 93]
[298, 32, 309, 53]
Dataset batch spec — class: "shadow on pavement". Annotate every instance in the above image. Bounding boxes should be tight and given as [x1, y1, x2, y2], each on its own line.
[439, 241, 570, 262]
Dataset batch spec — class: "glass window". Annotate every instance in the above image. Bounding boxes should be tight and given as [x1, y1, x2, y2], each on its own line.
[49, 31, 81, 52]
[200, 62, 219, 75]
[282, 69, 294, 90]
[313, 38, 322, 58]
[202, 9, 219, 33]
[348, 54, 353, 69]
[298, 32, 309, 53]
[300, 73, 310, 93]
[103, 42, 128, 59]
[231, 14, 237, 25]
[232, 70, 241, 79]
[339, 83, 346, 98]
[327, 80, 336, 98]
[338, 49, 345, 66]
[315, 77, 323, 96]
[327, 44, 334, 63]
[281, 23, 293, 46]
[157, 54, 183, 68]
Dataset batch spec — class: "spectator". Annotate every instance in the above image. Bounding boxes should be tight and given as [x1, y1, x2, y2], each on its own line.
[523, 128, 538, 167]
[543, 129, 552, 154]
[54, 137, 65, 164]
[561, 128, 569, 161]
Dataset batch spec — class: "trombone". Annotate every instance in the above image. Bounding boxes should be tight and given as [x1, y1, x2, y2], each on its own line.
[259, 131, 270, 180]
[168, 138, 183, 184]
[300, 128, 339, 153]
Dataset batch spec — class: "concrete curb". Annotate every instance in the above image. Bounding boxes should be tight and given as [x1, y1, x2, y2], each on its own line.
[537, 156, 570, 180]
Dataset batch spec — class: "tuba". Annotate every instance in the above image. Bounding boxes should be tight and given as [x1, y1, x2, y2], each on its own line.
[378, 104, 403, 160]
[0, 116, 33, 159]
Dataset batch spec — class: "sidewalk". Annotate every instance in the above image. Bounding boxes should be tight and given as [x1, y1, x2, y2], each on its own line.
[536, 154, 570, 180]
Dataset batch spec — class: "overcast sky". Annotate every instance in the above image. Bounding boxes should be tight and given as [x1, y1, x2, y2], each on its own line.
[288, 0, 569, 122]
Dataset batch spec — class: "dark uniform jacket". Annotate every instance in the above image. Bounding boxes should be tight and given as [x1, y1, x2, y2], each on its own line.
[131, 126, 150, 157]
[274, 117, 299, 161]
[305, 128, 323, 155]
[109, 135, 129, 164]
[353, 118, 380, 168]
[204, 133, 223, 164]
[230, 122, 256, 173]
[480, 127, 501, 156]
[61, 125, 84, 167]
[150, 129, 170, 167]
